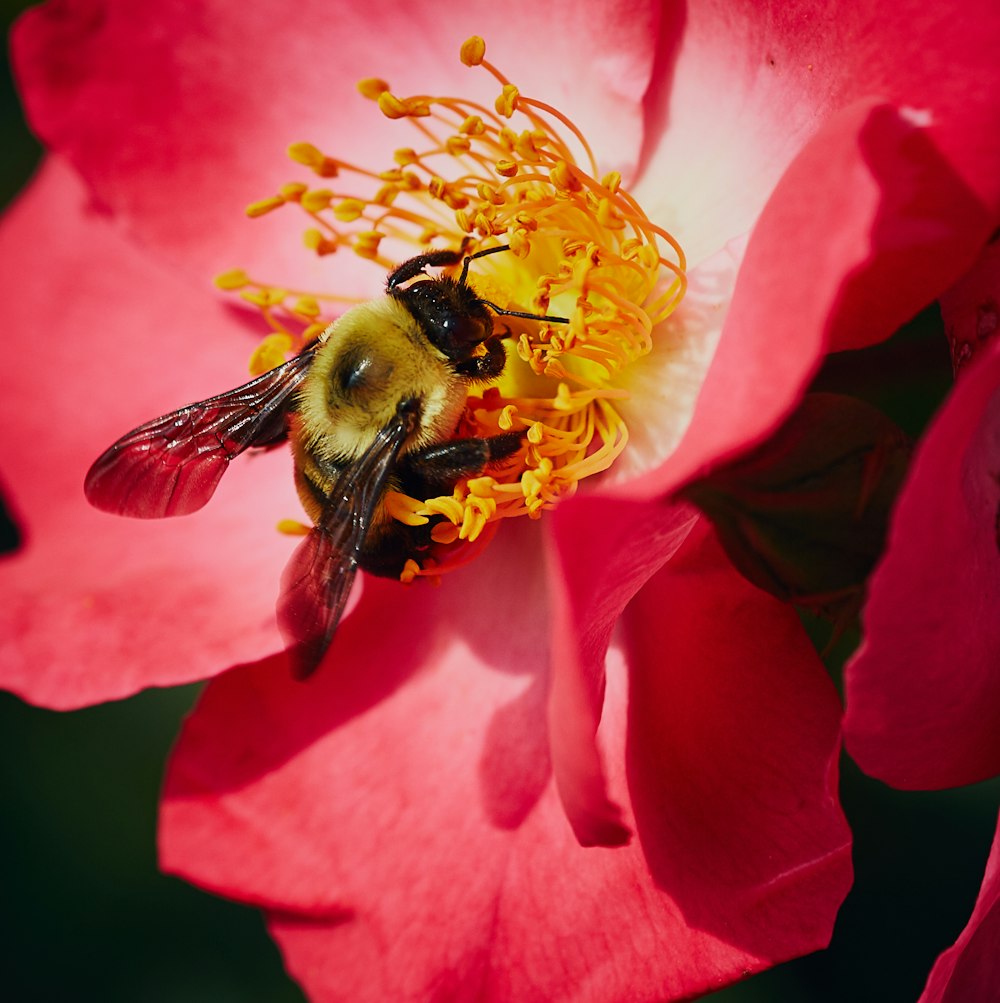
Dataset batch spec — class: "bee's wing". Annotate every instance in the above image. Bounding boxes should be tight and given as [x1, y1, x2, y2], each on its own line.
[277, 404, 418, 679]
[85, 344, 320, 518]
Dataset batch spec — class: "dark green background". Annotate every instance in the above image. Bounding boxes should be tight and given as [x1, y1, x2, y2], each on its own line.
[2, 3, 997, 999]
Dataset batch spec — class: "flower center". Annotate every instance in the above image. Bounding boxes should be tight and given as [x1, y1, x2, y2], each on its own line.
[216, 37, 686, 577]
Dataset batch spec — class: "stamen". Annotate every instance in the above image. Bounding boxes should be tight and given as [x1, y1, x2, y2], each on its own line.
[222, 35, 687, 573]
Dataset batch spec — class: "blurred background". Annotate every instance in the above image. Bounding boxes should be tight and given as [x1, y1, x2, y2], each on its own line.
[1, 2, 997, 1000]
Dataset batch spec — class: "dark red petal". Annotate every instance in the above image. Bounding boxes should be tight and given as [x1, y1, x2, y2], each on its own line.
[844, 335, 1000, 788]
[941, 239, 1000, 376]
[920, 811, 1000, 1003]
[624, 520, 852, 958]
[0, 158, 297, 707]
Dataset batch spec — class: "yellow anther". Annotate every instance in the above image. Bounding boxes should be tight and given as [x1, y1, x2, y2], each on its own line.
[498, 127, 518, 151]
[374, 184, 399, 207]
[467, 476, 498, 498]
[279, 182, 308, 200]
[357, 77, 390, 100]
[422, 495, 465, 524]
[459, 115, 486, 135]
[302, 322, 328, 342]
[446, 135, 472, 155]
[596, 197, 626, 230]
[303, 228, 338, 255]
[460, 36, 486, 66]
[287, 142, 339, 178]
[474, 211, 496, 235]
[406, 99, 432, 117]
[514, 130, 546, 162]
[431, 523, 460, 545]
[601, 171, 622, 195]
[399, 559, 421, 584]
[354, 231, 384, 259]
[476, 182, 505, 205]
[291, 295, 321, 318]
[554, 383, 574, 410]
[460, 496, 496, 541]
[287, 142, 322, 166]
[527, 423, 544, 445]
[495, 159, 518, 178]
[498, 404, 518, 430]
[248, 333, 293, 376]
[377, 91, 408, 119]
[509, 228, 531, 257]
[214, 269, 249, 290]
[277, 519, 311, 536]
[246, 196, 285, 218]
[495, 84, 519, 118]
[334, 198, 367, 222]
[384, 491, 430, 527]
[301, 188, 334, 212]
[240, 287, 287, 308]
[394, 147, 419, 165]
[550, 160, 582, 192]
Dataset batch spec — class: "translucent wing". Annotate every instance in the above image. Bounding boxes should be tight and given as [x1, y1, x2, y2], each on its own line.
[278, 402, 419, 679]
[85, 345, 319, 518]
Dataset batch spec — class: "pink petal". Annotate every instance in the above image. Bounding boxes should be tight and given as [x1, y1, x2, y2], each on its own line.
[843, 332, 1000, 788]
[919, 810, 1000, 1003]
[623, 99, 995, 505]
[544, 496, 696, 847]
[160, 519, 556, 914]
[13, 0, 658, 285]
[639, 0, 1000, 268]
[623, 520, 851, 958]
[161, 517, 850, 1001]
[0, 158, 300, 708]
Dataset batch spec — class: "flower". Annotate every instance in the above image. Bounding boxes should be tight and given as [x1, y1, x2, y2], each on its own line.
[2, 0, 999, 999]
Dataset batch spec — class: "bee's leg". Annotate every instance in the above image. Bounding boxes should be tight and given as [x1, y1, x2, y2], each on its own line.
[398, 432, 524, 497]
[453, 336, 507, 381]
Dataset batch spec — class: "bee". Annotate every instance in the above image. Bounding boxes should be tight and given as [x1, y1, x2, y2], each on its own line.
[84, 245, 567, 678]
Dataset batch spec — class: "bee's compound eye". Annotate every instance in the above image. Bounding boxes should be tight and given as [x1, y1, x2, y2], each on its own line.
[336, 349, 394, 398]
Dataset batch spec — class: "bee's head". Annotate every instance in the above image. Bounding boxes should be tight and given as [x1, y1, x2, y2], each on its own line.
[394, 277, 494, 363]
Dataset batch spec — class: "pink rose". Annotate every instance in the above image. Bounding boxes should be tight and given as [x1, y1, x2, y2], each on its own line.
[2, 0, 997, 999]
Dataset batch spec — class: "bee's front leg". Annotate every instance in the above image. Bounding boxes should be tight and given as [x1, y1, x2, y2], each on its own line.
[398, 431, 524, 497]
[453, 336, 507, 381]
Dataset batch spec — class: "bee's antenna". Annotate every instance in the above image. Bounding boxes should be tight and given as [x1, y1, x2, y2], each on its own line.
[462, 244, 570, 326]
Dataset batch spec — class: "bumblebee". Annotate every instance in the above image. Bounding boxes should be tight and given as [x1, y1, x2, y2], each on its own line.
[85, 245, 566, 678]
